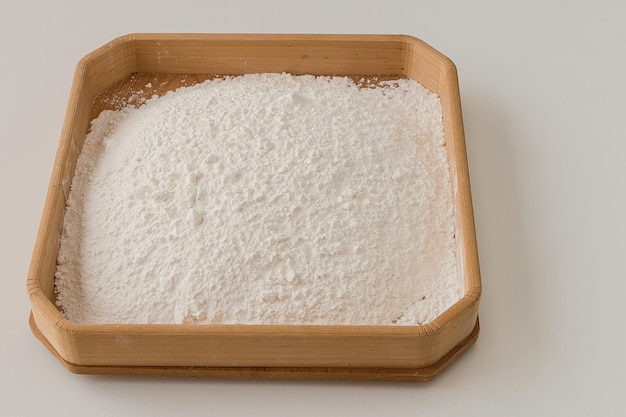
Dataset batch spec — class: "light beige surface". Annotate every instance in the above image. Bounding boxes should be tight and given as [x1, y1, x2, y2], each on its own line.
[5, 1, 625, 414]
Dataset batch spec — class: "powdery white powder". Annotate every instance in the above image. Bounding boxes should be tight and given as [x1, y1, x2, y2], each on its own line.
[54, 73, 462, 325]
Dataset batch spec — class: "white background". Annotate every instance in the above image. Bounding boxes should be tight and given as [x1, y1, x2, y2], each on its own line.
[2, 1, 625, 415]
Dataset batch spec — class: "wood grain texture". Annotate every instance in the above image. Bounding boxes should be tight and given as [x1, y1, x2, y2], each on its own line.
[27, 34, 481, 380]
[30, 314, 479, 382]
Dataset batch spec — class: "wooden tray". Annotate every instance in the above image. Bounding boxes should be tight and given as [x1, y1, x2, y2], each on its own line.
[27, 34, 481, 381]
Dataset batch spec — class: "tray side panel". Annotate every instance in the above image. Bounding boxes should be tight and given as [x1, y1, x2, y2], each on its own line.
[403, 36, 481, 343]
[30, 314, 479, 382]
[60, 323, 442, 368]
[128, 33, 408, 76]
[432, 58, 482, 329]
[27, 36, 138, 362]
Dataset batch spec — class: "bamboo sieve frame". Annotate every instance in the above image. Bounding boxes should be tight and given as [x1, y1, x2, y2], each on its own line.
[27, 34, 481, 381]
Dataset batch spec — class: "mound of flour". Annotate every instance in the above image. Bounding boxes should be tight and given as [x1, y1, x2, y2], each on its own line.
[54, 73, 461, 325]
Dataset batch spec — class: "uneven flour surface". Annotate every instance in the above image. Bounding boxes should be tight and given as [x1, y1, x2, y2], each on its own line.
[55, 73, 462, 325]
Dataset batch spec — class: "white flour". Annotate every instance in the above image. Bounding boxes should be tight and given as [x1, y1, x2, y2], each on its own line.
[54, 73, 462, 325]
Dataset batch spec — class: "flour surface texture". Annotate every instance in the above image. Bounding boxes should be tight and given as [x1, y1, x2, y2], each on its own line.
[55, 73, 462, 325]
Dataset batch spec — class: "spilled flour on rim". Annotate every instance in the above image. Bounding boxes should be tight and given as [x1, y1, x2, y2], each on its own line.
[54, 73, 462, 325]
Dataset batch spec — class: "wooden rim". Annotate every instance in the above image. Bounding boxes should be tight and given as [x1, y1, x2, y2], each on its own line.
[30, 313, 480, 382]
